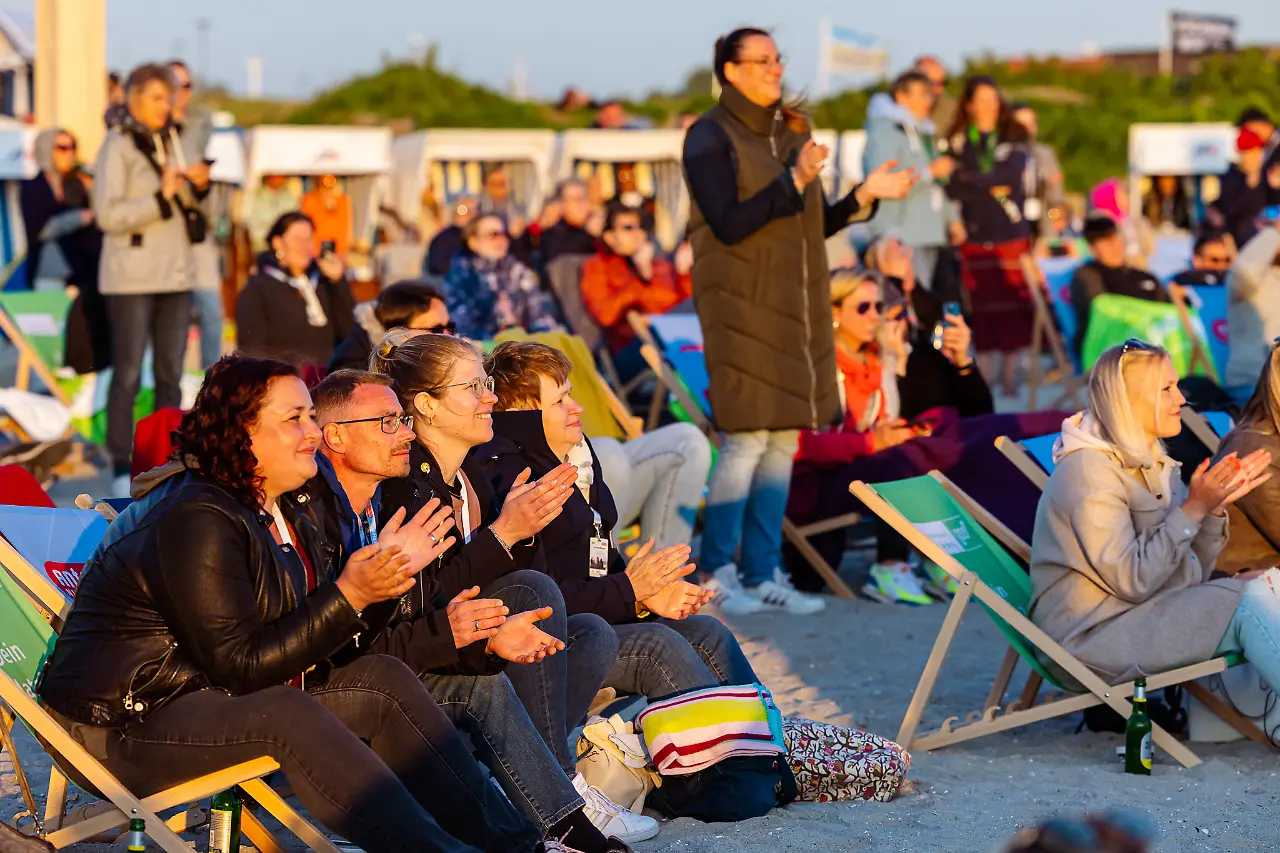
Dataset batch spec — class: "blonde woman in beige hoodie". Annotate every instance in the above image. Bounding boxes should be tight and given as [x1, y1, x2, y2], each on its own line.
[1029, 339, 1280, 693]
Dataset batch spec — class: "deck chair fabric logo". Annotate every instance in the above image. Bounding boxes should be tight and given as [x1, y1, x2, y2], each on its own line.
[0, 506, 107, 607]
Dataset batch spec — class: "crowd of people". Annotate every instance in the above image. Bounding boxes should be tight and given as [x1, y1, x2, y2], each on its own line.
[11, 22, 1280, 853]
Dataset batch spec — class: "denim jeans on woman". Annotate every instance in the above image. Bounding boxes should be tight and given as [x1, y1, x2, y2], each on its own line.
[593, 422, 713, 551]
[483, 570, 620, 774]
[605, 614, 759, 699]
[57, 653, 540, 853]
[1215, 576, 1280, 697]
[701, 428, 800, 587]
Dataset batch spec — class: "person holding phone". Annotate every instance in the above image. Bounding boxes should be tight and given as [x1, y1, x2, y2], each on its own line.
[301, 173, 353, 258]
[236, 211, 354, 369]
[786, 269, 1066, 602]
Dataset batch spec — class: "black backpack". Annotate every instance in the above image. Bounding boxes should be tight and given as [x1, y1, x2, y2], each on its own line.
[1078, 686, 1187, 735]
[645, 754, 797, 823]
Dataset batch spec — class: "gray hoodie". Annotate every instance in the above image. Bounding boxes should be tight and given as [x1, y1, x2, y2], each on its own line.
[1029, 412, 1241, 687]
[861, 92, 957, 250]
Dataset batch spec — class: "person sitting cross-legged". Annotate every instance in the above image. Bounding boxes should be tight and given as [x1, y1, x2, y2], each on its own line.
[307, 368, 645, 849]
[478, 341, 761, 704]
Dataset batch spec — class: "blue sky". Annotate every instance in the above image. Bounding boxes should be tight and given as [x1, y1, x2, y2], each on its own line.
[9, 0, 1280, 100]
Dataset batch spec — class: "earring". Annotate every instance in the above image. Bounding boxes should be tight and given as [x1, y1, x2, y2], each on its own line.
[426, 414, 435, 426]
[274, 250, 283, 261]
[833, 320, 839, 329]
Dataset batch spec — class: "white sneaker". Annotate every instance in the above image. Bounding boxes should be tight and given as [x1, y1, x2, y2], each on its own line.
[702, 564, 767, 615]
[572, 773, 658, 844]
[748, 568, 827, 614]
[111, 473, 132, 498]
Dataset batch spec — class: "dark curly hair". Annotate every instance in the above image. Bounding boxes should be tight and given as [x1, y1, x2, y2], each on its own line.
[172, 354, 300, 509]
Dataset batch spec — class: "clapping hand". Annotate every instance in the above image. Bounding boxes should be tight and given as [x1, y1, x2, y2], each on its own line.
[623, 539, 695, 601]
[447, 586, 508, 648]
[336, 544, 413, 612]
[486, 607, 565, 663]
[491, 464, 578, 544]
[860, 160, 920, 201]
[642, 580, 713, 620]
[1185, 449, 1273, 522]
[793, 139, 829, 189]
[377, 499, 456, 575]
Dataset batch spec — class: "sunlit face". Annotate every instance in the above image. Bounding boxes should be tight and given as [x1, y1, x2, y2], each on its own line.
[484, 169, 510, 202]
[406, 299, 452, 334]
[596, 103, 627, 129]
[1012, 107, 1037, 138]
[538, 374, 585, 455]
[1091, 231, 1127, 268]
[271, 220, 316, 274]
[897, 81, 933, 121]
[559, 183, 591, 227]
[833, 280, 882, 347]
[51, 132, 77, 175]
[322, 383, 414, 480]
[1194, 240, 1231, 272]
[917, 58, 946, 102]
[967, 84, 1002, 130]
[415, 355, 496, 449]
[249, 376, 321, 498]
[467, 215, 509, 261]
[1240, 148, 1265, 174]
[170, 64, 192, 117]
[1128, 356, 1184, 441]
[129, 79, 173, 131]
[725, 34, 784, 108]
[603, 212, 647, 257]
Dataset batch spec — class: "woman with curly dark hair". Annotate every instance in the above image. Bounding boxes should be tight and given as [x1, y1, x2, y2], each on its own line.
[39, 354, 576, 853]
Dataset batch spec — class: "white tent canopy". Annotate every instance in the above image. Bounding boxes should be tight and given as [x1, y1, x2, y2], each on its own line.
[556, 129, 688, 248]
[390, 129, 557, 228]
[205, 127, 246, 186]
[837, 130, 869, 195]
[244, 125, 393, 250]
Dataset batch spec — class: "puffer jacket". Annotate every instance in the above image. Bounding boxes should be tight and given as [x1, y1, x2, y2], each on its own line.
[39, 472, 370, 727]
[683, 83, 877, 433]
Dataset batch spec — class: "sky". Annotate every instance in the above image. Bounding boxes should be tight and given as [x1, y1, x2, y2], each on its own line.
[8, 0, 1280, 101]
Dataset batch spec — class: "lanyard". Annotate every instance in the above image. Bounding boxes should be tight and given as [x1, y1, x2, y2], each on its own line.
[592, 508, 603, 539]
[359, 504, 378, 549]
[968, 126, 997, 174]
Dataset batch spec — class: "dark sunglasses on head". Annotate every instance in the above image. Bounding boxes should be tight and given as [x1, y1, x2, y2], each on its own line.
[414, 320, 457, 335]
[855, 300, 884, 316]
[1120, 337, 1157, 355]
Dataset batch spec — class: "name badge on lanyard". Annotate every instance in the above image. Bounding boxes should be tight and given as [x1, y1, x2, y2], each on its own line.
[360, 505, 378, 549]
[589, 508, 610, 578]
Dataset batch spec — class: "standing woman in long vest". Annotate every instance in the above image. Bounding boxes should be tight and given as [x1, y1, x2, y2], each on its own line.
[943, 75, 1033, 398]
[683, 27, 915, 616]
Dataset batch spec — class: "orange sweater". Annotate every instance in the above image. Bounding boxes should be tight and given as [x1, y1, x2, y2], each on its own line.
[580, 252, 692, 352]
[300, 190, 353, 258]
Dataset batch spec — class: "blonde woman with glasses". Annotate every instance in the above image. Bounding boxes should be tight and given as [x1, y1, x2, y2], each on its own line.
[1030, 339, 1280, 696]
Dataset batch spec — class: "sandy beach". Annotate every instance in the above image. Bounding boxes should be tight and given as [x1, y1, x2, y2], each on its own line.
[6, 589, 1278, 853]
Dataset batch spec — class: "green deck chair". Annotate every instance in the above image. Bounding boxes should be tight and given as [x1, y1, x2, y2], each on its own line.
[851, 471, 1251, 768]
[0, 524, 339, 853]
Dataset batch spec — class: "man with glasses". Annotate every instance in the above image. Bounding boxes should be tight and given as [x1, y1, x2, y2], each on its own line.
[914, 55, 956, 136]
[309, 369, 651, 849]
[581, 202, 692, 379]
[330, 279, 453, 372]
[1171, 233, 1234, 287]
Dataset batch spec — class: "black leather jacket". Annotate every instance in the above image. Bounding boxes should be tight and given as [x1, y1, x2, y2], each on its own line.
[39, 477, 369, 727]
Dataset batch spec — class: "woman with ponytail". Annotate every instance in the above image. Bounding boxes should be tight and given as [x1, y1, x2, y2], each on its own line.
[685, 27, 916, 615]
[1214, 344, 1280, 573]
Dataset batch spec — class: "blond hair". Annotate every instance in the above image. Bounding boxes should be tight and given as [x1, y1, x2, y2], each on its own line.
[1238, 343, 1280, 435]
[1087, 340, 1170, 468]
[368, 330, 480, 417]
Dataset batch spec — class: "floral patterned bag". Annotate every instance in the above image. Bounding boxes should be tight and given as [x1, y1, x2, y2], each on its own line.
[782, 717, 911, 803]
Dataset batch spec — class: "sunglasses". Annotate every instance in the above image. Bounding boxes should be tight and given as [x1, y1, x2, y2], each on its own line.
[1201, 254, 1230, 265]
[855, 301, 884, 316]
[179, 82, 194, 91]
[613, 224, 644, 233]
[477, 230, 508, 240]
[331, 413, 414, 434]
[53, 143, 77, 152]
[412, 320, 457, 335]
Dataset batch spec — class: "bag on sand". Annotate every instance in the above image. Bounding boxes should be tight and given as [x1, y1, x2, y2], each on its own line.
[575, 714, 660, 814]
[782, 717, 912, 803]
[644, 754, 797, 823]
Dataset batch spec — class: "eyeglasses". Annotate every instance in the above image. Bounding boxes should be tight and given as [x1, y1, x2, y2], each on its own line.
[477, 229, 508, 240]
[855, 301, 884, 315]
[331, 413, 414, 434]
[412, 320, 457, 335]
[1201, 254, 1231, 265]
[53, 143, 77, 152]
[734, 55, 787, 70]
[439, 375, 496, 399]
[179, 82, 194, 91]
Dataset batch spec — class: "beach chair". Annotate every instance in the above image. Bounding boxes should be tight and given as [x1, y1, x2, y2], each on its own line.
[0, 513, 339, 853]
[994, 433, 1058, 491]
[1167, 286, 1220, 384]
[627, 312, 861, 599]
[850, 472, 1261, 767]
[1022, 255, 1084, 412]
[1180, 407, 1226, 453]
[0, 291, 72, 406]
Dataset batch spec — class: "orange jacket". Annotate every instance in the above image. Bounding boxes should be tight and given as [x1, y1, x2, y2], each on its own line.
[580, 251, 692, 352]
[300, 190, 353, 258]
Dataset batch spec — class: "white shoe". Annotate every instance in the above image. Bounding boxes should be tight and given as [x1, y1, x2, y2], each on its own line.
[572, 773, 658, 844]
[111, 473, 132, 498]
[748, 568, 827, 614]
[703, 564, 767, 615]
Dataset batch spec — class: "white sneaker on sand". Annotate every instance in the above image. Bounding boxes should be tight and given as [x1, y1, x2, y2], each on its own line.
[703, 564, 767, 615]
[572, 773, 658, 844]
[748, 568, 827, 614]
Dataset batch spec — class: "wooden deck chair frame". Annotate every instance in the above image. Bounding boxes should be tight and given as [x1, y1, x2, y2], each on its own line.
[994, 435, 1049, 491]
[1179, 406, 1222, 453]
[1168, 287, 1221, 385]
[0, 541, 338, 853]
[1021, 255, 1084, 413]
[851, 471, 1265, 767]
[627, 311, 859, 600]
[0, 302, 71, 407]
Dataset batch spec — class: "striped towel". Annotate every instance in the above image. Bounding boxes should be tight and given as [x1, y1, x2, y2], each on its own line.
[636, 683, 786, 776]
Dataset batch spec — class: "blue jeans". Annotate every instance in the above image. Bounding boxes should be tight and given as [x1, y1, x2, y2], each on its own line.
[421, 671, 584, 832]
[701, 428, 800, 587]
[105, 292, 190, 469]
[593, 422, 713, 551]
[190, 288, 224, 370]
[1215, 577, 1280, 694]
[486, 571, 619, 774]
[606, 614, 759, 699]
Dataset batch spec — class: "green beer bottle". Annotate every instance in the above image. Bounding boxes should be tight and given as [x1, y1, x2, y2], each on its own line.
[209, 788, 242, 853]
[126, 817, 146, 852]
[1124, 677, 1153, 775]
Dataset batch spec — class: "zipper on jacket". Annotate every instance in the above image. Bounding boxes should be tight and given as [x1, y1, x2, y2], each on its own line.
[800, 227, 817, 428]
[123, 639, 179, 715]
[770, 109, 780, 158]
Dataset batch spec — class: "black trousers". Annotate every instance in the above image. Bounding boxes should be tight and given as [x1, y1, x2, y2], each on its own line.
[65, 655, 541, 853]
